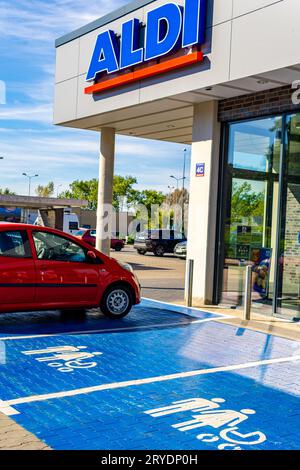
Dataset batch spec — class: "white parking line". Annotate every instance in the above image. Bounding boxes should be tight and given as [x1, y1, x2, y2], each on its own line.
[142, 298, 234, 319]
[1, 354, 299, 415]
[0, 316, 228, 342]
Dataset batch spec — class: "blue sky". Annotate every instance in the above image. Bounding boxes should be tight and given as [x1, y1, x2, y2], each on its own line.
[0, 0, 190, 196]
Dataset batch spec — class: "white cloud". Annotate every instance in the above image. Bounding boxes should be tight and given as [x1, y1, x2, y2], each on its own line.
[0, 0, 124, 44]
[0, 0, 190, 195]
[0, 103, 53, 123]
[0, 125, 190, 194]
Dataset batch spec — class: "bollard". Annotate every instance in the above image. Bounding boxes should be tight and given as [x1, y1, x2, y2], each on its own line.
[244, 265, 252, 320]
[187, 259, 194, 308]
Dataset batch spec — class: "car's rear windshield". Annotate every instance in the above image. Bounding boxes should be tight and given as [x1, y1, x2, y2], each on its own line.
[74, 230, 86, 236]
[137, 230, 185, 240]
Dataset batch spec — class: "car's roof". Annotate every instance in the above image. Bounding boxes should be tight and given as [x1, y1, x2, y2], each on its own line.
[0, 222, 26, 228]
[0, 223, 69, 235]
[0, 223, 37, 229]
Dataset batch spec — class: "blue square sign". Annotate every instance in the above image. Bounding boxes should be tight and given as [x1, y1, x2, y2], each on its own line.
[196, 163, 205, 177]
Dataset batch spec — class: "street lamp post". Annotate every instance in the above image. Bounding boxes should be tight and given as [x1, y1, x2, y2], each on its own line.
[22, 173, 39, 196]
[170, 148, 188, 234]
[170, 175, 184, 190]
[182, 148, 187, 194]
[182, 148, 187, 234]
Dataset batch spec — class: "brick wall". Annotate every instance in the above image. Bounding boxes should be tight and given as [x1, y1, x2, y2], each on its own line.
[218, 85, 300, 122]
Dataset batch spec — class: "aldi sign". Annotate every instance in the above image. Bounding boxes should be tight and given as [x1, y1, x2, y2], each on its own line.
[85, 0, 207, 95]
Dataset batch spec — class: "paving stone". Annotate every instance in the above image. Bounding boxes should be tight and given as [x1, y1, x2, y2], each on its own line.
[0, 413, 51, 450]
[0, 299, 299, 450]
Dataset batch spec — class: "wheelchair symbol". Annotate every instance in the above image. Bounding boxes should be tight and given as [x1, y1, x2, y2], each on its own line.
[219, 427, 267, 446]
[197, 426, 266, 450]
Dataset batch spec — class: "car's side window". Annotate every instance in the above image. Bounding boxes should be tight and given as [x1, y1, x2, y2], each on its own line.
[174, 231, 184, 240]
[32, 231, 87, 263]
[0, 230, 31, 258]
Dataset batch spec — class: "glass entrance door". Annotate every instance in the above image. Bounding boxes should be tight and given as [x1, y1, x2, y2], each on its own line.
[276, 114, 300, 319]
[220, 116, 282, 313]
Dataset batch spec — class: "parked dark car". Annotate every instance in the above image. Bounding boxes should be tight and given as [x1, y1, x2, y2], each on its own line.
[134, 229, 186, 257]
[74, 229, 125, 251]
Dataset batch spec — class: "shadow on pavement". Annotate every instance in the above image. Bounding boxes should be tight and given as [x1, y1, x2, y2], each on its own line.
[0, 303, 212, 337]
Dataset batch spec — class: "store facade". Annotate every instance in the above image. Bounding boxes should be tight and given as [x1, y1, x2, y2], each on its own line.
[54, 0, 300, 319]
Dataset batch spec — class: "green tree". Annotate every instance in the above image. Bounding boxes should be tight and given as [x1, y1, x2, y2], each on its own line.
[113, 175, 138, 210]
[59, 176, 139, 210]
[0, 188, 16, 195]
[135, 189, 166, 211]
[133, 189, 166, 230]
[35, 181, 54, 198]
[60, 179, 98, 209]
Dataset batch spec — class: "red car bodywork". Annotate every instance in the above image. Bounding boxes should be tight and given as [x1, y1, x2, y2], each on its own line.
[74, 229, 125, 251]
[0, 223, 140, 314]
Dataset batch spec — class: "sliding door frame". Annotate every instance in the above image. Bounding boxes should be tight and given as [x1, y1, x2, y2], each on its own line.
[215, 112, 292, 316]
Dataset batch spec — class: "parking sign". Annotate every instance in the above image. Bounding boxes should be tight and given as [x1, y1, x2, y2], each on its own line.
[196, 163, 205, 177]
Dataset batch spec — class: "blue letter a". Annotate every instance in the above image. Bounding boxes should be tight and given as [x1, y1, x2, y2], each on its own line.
[86, 30, 120, 81]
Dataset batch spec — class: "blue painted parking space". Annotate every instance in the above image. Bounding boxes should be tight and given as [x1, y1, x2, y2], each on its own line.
[0, 299, 300, 450]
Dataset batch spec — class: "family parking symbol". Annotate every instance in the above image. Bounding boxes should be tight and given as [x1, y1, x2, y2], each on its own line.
[22, 345, 103, 373]
[145, 398, 267, 450]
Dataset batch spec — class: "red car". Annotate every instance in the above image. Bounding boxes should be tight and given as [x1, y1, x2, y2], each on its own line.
[74, 229, 125, 252]
[0, 224, 140, 318]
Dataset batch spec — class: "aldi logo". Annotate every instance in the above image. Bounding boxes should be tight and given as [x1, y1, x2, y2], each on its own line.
[85, 0, 207, 95]
[196, 163, 205, 177]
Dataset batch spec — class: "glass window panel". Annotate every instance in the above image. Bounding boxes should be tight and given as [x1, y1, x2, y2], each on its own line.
[221, 116, 282, 311]
[228, 118, 281, 173]
[0, 231, 31, 258]
[33, 231, 87, 263]
[277, 113, 300, 319]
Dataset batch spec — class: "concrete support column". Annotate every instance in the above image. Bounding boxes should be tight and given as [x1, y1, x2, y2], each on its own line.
[96, 127, 116, 255]
[185, 101, 221, 305]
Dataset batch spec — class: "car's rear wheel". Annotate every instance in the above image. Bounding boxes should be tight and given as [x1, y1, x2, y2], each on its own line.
[114, 243, 123, 252]
[137, 249, 146, 255]
[100, 285, 132, 319]
[154, 245, 165, 257]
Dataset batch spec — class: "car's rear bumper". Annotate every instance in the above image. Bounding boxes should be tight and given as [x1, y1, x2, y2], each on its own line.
[174, 250, 187, 259]
[134, 241, 149, 251]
